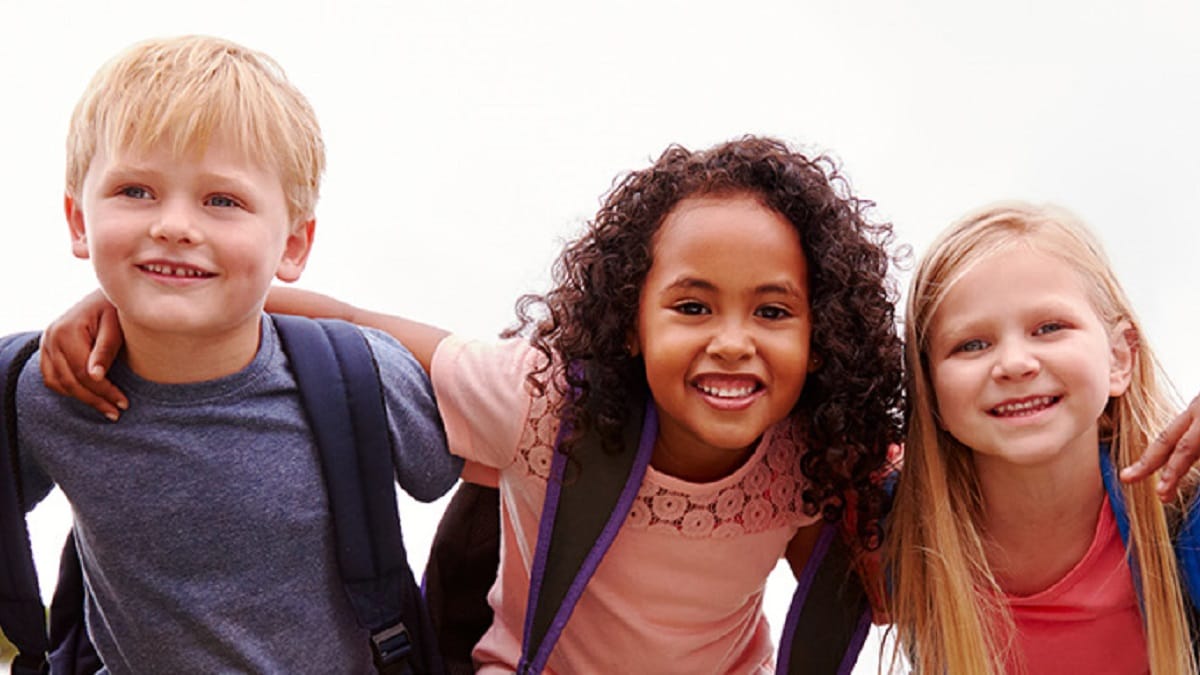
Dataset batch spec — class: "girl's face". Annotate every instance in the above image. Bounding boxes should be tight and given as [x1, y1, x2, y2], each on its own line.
[634, 194, 813, 481]
[925, 246, 1132, 474]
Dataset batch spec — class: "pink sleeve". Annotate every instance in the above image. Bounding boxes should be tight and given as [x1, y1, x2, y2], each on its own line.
[430, 335, 542, 470]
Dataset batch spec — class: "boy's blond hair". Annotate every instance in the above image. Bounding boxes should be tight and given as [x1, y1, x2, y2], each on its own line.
[887, 202, 1198, 674]
[66, 35, 324, 224]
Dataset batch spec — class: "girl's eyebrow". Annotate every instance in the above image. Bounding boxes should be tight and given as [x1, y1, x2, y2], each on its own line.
[663, 277, 716, 293]
[663, 276, 805, 297]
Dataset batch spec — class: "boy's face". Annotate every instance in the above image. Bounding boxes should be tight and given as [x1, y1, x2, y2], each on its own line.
[65, 137, 312, 346]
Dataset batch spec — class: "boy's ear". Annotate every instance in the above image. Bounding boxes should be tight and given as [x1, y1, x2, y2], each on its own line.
[64, 194, 90, 260]
[275, 218, 316, 283]
[1108, 320, 1136, 397]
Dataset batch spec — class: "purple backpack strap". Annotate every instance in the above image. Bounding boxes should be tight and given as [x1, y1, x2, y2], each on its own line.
[516, 399, 656, 674]
[776, 522, 872, 674]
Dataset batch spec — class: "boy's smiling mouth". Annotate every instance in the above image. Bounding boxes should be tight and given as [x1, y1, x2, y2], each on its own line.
[138, 262, 216, 279]
[988, 395, 1060, 417]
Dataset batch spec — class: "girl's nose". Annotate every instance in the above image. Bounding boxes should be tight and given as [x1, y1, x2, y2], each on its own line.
[991, 339, 1039, 380]
[706, 320, 755, 361]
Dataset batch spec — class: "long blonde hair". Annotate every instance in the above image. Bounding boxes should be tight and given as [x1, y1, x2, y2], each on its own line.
[887, 202, 1197, 674]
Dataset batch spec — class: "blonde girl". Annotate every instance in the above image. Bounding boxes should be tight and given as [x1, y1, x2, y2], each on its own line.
[888, 202, 1198, 674]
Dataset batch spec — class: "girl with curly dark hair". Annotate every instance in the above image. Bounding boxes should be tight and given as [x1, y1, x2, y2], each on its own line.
[42, 135, 906, 672]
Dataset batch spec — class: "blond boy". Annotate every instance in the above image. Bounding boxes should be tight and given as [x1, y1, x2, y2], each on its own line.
[9, 36, 459, 672]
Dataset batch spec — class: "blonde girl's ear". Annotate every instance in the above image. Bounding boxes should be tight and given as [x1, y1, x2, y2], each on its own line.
[1108, 320, 1137, 397]
[64, 193, 89, 260]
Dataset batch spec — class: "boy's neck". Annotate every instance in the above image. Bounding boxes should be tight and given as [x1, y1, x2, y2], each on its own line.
[120, 315, 264, 384]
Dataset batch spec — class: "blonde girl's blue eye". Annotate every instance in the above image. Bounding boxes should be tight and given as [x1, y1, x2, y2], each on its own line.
[956, 338, 988, 354]
[1033, 321, 1065, 336]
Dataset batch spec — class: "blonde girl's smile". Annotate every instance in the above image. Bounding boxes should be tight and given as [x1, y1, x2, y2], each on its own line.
[928, 244, 1130, 470]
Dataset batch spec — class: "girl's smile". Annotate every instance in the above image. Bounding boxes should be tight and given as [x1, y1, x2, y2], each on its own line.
[927, 245, 1131, 473]
[634, 193, 813, 482]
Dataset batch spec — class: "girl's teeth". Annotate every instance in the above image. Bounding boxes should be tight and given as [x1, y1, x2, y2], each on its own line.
[993, 396, 1055, 415]
[697, 383, 755, 398]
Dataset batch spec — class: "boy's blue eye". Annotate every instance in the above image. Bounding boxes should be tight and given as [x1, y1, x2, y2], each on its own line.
[207, 195, 240, 208]
[673, 302, 709, 316]
[119, 186, 151, 199]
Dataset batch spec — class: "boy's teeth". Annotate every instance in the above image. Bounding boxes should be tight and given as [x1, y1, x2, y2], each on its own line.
[993, 396, 1055, 415]
[697, 383, 755, 398]
[144, 263, 206, 277]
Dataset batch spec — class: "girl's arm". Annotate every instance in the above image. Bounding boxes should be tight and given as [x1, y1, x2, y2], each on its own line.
[39, 289, 126, 420]
[266, 286, 449, 374]
[38, 286, 451, 418]
[784, 522, 824, 579]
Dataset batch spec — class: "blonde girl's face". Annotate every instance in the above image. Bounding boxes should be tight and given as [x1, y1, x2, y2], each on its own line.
[633, 194, 813, 482]
[925, 246, 1132, 474]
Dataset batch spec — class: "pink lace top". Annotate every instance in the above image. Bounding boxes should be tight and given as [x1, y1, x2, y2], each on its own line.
[431, 335, 822, 674]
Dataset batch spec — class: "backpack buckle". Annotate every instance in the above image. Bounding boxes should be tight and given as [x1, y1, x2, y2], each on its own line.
[371, 622, 413, 667]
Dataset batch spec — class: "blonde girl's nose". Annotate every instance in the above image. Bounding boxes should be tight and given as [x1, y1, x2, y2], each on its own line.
[991, 339, 1039, 380]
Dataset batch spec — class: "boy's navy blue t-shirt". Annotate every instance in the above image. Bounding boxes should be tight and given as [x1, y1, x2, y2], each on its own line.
[15, 315, 461, 674]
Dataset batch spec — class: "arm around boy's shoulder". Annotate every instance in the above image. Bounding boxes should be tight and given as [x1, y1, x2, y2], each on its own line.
[358, 325, 462, 502]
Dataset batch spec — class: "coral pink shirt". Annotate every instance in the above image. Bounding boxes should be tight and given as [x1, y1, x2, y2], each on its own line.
[1004, 497, 1148, 675]
[431, 336, 821, 674]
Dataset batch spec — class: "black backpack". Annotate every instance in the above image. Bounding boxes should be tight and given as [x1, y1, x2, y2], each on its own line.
[0, 315, 445, 675]
[424, 387, 872, 675]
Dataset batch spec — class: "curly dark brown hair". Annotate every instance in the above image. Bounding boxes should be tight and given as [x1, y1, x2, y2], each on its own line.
[506, 135, 905, 548]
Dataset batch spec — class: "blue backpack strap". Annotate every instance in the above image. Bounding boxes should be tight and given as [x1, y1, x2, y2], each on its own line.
[1098, 442, 1151, 615]
[1176, 491, 1200, 611]
[1102, 442, 1200, 617]
[516, 393, 656, 674]
[1099, 443, 1132, 548]
[0, 332, 50, 675]
[273, 315, 442, 675]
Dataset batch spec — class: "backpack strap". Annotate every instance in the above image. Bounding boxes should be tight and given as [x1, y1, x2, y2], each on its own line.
[273, 315, 441, 675]
[776, 522, 871, 675]
[1100, 442, 1200, 632]
[516, 391, 655, 675]
[0, 332, 50, 675]
[1176, 490, 1200, 615]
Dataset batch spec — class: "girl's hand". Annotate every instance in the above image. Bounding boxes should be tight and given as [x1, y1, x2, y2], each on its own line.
[1121, 392, 1200, 501]
[39, 289, 127, 420]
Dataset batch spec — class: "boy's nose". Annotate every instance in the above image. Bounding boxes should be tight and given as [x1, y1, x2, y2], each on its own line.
[149, 202, 201, 244]
[706, 321, 755, 361]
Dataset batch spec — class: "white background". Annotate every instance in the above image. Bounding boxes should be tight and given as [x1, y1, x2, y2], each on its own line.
[2, 1, 1198, 672]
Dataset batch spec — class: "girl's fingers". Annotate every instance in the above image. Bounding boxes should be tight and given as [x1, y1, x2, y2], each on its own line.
[89, 306, 124, 382]
[40, 346, 121, 421]
[1124, 394, 1200, 502]
[1158, 416, 1200, 501]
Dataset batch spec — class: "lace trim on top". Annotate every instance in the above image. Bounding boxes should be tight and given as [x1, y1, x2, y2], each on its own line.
[516, 395, 810, 539]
